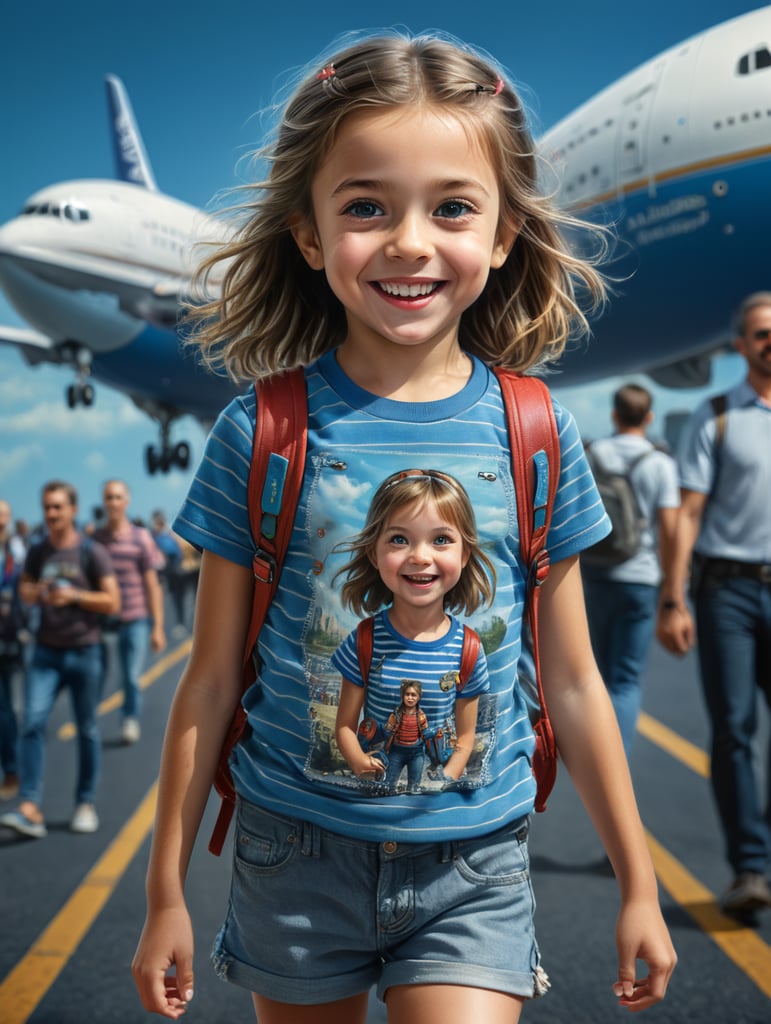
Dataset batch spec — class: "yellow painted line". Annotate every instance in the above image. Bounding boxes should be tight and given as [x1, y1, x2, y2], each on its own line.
[0, 782, 158, 1024]
[58, 638, 192, 741]
[647, 830, 771, 999]
[637, 710, 710, 778]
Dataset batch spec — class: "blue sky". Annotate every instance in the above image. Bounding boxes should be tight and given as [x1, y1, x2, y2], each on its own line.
[0, 0, 760, 529]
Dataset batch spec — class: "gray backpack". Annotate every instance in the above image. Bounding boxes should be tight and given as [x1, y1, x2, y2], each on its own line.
[582, 445, 653, 567]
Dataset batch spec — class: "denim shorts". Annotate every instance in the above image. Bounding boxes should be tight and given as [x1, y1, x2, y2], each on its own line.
[211, 799, 548, 1005]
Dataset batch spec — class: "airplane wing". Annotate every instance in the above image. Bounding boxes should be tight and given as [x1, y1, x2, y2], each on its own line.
[0, 324, 67, 366]
[5, 245, 194, 328]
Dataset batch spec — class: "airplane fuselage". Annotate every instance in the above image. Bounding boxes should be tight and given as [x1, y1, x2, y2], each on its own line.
[546, 7, 771, 384]
[0, 7, 770, 453]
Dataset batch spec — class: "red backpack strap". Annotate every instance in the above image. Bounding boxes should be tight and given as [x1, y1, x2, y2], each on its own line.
[208, 367, 308, 855]
[493, 368, 560, 812]
[457, 624, 481, 692]
[356, 616, 375, 684]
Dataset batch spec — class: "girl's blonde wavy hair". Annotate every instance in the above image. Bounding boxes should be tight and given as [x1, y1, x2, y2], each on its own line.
[332, 469, 496, 619]
[188, 32, 607, 380]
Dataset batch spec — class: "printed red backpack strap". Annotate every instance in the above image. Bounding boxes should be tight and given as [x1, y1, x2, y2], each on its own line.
[494, 368, 560, 812]
[208, 367, 308, 855]
[356, 616, 375, 684]
[457, 624, 480, 692]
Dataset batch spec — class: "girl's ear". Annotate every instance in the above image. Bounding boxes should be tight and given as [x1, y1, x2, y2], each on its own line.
[490, 218, 520, 270]
[290, 216, 325, 270]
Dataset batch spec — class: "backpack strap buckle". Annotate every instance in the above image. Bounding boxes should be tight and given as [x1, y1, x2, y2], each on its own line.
[253, 547, 277, 585]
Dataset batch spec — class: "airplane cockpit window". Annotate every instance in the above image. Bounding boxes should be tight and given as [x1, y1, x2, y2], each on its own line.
[737, 47, 771, 75]
[21, 202, 91, 221]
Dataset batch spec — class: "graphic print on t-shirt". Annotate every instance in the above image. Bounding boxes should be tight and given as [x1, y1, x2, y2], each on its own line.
[301, 452, 509, 796]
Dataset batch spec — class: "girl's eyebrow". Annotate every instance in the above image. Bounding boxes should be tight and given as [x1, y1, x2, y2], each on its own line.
[331, 177, 492, 198]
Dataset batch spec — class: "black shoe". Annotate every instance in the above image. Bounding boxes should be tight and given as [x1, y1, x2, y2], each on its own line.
[721, 872, 771, 913]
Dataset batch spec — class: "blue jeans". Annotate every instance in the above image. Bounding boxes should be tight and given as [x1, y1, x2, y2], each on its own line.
[583, 578, 658, 757]
[213, 801, 543, 1003]
[0, 658, 19, 776]
[19, 643, 103, 807]
[116, 618, 150, 721]
[384, 742, 426, 792]
[695, 572, 771, 875]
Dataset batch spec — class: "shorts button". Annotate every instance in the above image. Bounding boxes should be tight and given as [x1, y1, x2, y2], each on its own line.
[383, 840, 398, 854]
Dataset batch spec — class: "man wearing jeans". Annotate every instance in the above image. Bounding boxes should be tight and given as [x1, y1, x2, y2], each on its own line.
[0, 480, 119, 838]
[658, 292, 771, 916]
[582, 384, 680, 758]
[95, 480, 166, 744]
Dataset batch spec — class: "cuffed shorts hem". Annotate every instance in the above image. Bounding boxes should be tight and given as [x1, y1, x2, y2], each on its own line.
[212, 932, 379, 1004]
[377, 959, 538, 1001]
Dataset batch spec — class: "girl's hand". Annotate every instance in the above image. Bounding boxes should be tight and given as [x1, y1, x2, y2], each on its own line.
[354, 755, 385, 779]
[613, 899, 677, 1012]
[132, 906, 195, 1019]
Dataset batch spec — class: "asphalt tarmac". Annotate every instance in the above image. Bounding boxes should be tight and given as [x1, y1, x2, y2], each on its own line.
[1, 611, 769, 1023]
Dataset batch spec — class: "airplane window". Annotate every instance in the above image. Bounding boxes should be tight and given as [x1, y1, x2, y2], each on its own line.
[756, 48, 771, 69]
[738, 54, 750, 75]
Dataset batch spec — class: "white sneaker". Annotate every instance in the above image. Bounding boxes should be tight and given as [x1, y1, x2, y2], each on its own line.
[70, 803, 99, 834]
[121, 718, 141, 744]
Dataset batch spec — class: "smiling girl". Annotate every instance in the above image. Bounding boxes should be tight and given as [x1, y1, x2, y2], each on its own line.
[132, 32, 676, 1024]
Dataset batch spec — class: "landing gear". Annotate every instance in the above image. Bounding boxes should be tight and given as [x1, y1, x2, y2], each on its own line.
[66, 381, 95, 408]
[144, 412, 191, 475]
[61, 343, 95, 408]
[145, 440, 191, 475]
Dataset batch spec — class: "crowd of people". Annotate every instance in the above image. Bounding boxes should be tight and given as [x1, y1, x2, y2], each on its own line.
[0, 482, 198, 837]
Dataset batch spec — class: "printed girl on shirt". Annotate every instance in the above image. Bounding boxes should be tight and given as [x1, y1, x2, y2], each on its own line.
[132, 32, 676, 1024]
[331, 469, 493, 794]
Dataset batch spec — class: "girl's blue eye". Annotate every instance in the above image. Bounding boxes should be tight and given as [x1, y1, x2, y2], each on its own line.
[344, 200, 383, 219]
[435, 200, 473, 219]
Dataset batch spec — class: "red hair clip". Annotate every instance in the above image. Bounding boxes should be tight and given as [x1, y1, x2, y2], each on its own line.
[317, 64, 336, 81]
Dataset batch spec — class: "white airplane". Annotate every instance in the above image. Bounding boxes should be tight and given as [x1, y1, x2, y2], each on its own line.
[1, 7, 769, 472]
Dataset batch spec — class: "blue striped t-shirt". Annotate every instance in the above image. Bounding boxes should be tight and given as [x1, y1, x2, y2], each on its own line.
[174, 350, 609, 842]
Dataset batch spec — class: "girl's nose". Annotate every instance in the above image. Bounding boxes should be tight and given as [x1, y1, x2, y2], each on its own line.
[385, 212, 434, 261]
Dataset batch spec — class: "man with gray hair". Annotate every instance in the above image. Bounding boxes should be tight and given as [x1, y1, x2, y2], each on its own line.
[658, 292, 771, 916]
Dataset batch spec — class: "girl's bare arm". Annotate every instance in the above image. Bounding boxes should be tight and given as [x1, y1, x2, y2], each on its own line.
[537, 555, 677, 1011]
[132, 550, 253, 1019]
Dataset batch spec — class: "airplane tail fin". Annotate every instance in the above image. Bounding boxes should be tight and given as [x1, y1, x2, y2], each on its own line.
[105, 74, 159, 191]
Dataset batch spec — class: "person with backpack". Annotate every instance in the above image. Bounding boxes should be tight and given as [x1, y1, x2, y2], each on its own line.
[0, 481, 120, 838]
[331, 470, 492, 794]
[581, 385, 680, 758]
[95, 480, 166, 745]
[657, 292, 771, 917]
[132, 35, 675, 1022]
[0, 498, 27, 800]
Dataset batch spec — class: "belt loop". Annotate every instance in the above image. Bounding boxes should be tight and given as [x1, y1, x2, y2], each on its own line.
[301, 820, 320, 858]
[439, 841, 455, 863]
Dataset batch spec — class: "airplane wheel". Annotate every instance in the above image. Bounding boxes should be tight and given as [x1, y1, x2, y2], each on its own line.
[82, 383, 95, 406]
[174, 441, 191, 469]
[66, 384, 77, 409]
[145, 444, 159, 475]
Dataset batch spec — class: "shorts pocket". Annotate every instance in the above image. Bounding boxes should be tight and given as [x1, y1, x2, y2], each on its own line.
[233, 801, 301, 874]
[452, 819, 530, 886]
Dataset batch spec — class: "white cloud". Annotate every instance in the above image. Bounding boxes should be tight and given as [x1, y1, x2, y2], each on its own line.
[0, 442, 46, 480]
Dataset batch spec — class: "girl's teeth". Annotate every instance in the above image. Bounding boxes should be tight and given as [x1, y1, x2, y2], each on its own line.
[380, 282, 436, 297]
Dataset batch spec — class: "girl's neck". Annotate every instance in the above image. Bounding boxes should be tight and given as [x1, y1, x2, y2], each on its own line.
[336, 339, 471, 402]
[387, 603, 451, 642]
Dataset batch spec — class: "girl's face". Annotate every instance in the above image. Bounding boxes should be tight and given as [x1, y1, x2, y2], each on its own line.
[293, 105, 516, 357]
[371, 497, 469, 612]
[402, 686, 420, 709]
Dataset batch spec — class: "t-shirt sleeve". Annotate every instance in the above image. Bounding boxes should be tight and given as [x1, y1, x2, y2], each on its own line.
[677, 400, 717, 494]
[173, 392, 256, 569]
[89, 539, 115, 585]
[545, 400, 611, 562]
[330, 629, 365, 687]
